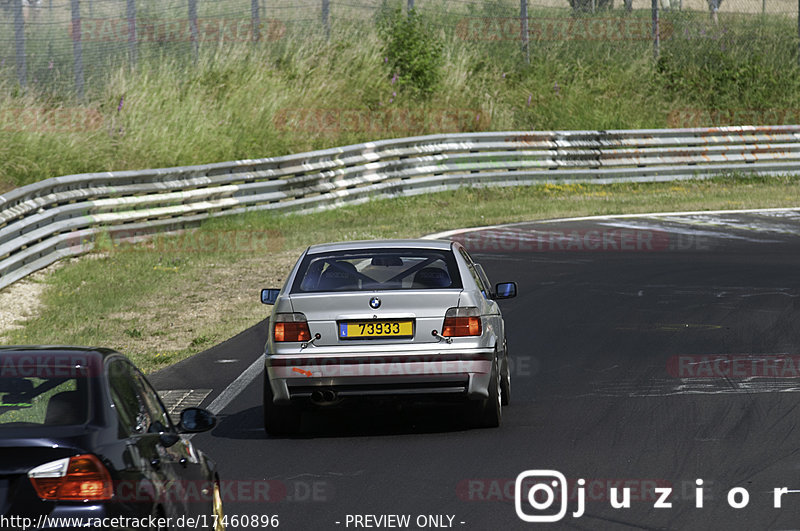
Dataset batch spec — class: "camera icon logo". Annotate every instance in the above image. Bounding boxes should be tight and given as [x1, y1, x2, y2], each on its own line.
[515, 470, 568, 523]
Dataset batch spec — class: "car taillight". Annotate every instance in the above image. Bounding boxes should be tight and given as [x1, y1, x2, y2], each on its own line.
[28, 454, 113, 501]
[274, 313, 311, 342]
[442, 307, 482, 337]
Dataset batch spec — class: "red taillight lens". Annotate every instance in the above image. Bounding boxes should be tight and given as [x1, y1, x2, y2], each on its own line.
[442, 307, 482, 337]
[274, 313, 311, 342]
[28, 454, 113, 501]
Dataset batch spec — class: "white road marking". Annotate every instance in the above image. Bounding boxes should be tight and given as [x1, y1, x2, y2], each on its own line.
[205, 355, 264, 415]
[159, 388, 212, 416]
[424, 206, 800, 240]
[595, 219, 781, 243]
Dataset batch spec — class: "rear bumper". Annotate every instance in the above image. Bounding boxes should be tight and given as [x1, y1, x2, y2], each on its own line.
[265, 347, 495, 403]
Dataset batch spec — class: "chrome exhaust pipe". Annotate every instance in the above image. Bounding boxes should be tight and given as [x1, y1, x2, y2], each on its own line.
[310, 388, 338, 404]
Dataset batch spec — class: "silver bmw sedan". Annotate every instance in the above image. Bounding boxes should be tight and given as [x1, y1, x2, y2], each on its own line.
[260, 239, 517, 434]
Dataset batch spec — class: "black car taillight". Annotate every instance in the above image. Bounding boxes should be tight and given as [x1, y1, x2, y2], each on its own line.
[273, 313, 311, 342]
[28, 454, 113, 501]
[442, 307, 482, 337]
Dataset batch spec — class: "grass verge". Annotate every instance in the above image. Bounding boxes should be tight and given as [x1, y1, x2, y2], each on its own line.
[2, 7, 800, 192]
[1, 174, 799, 372]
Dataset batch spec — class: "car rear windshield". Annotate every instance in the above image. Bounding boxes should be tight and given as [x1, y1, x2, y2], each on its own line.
[292, 249, 463, 293]
[0, 358, 91, 428]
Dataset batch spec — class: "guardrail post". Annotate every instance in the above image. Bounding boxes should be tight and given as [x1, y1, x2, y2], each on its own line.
[651, 0, 660, 60]
[520, 0, 529, 64]
[188, 0, 199, 64]
[70, 0, 85, 100]
[322, 0, 330, 39]
[126, 0, 137, 66]
[13, 0, 26, 90]
[252, 0, 261, 42]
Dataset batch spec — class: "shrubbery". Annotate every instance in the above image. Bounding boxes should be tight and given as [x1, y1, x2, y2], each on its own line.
[377, 7, 443, 97]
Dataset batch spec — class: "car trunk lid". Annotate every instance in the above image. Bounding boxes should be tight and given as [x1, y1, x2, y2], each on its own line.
[0, 437, 87, 516]
[287, 290, 462, 346]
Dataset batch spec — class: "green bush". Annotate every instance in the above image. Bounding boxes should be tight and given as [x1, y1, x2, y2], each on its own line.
[654, 17, 800, 109]
[377, 7, 443, 97]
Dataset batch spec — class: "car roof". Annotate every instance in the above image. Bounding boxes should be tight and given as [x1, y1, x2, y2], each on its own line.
[0, 345, 120, 362]
[306, 238, 455, 254]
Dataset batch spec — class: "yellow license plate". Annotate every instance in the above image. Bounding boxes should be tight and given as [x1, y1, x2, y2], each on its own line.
[339, 320, 413, 339]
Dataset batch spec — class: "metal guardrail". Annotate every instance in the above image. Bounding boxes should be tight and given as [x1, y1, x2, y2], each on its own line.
[2, 125, 800, 290]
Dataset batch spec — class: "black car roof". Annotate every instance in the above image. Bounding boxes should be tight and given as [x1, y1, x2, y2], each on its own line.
[0, 345, 121, 360]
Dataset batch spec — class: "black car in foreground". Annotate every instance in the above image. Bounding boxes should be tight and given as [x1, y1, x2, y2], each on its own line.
[0, 346, 223, 530]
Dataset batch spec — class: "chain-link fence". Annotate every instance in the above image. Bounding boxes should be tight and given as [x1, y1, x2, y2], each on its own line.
[1, 0, 798, 97]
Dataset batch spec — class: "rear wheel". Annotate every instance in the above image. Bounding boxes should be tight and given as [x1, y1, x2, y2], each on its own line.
[500, 339, 511, 406]
[473, 356, 502, 428]
[263, 375, 301, 435]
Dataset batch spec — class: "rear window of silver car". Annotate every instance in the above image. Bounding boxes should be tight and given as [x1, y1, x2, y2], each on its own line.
[292, 249, 463, 292]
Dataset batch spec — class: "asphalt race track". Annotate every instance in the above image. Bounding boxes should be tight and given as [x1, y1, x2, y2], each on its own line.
[150, 208, 800, 530]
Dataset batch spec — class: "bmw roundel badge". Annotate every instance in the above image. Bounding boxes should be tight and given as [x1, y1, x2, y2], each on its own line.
[369, 297, 381, 309]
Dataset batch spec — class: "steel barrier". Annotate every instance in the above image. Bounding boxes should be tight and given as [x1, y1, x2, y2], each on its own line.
[2, 125, 800, 289]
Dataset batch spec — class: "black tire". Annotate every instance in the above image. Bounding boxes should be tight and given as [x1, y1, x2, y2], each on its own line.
[263, 375, 300, 436]
[500, 339, 511, 406]
[473, 357, 502, 428]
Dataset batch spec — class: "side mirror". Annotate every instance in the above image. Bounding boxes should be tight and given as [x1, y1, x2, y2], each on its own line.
[261, 288, 281, 305]
[494, 282, 517, 299]
[178, 407, 217, 433]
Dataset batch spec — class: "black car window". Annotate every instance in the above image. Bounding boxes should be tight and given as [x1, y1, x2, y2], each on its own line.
[0, 377, 88, 426]
[108, 359, 151, 436]
[0, 354, 91, 427]
[293, 249, 463, 293]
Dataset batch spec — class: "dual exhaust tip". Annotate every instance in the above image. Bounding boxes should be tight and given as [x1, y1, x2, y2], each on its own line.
[310, 388, 338, 404]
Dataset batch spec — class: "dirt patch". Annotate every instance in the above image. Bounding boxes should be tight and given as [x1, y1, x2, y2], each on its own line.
[0, 261, 67, 338]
